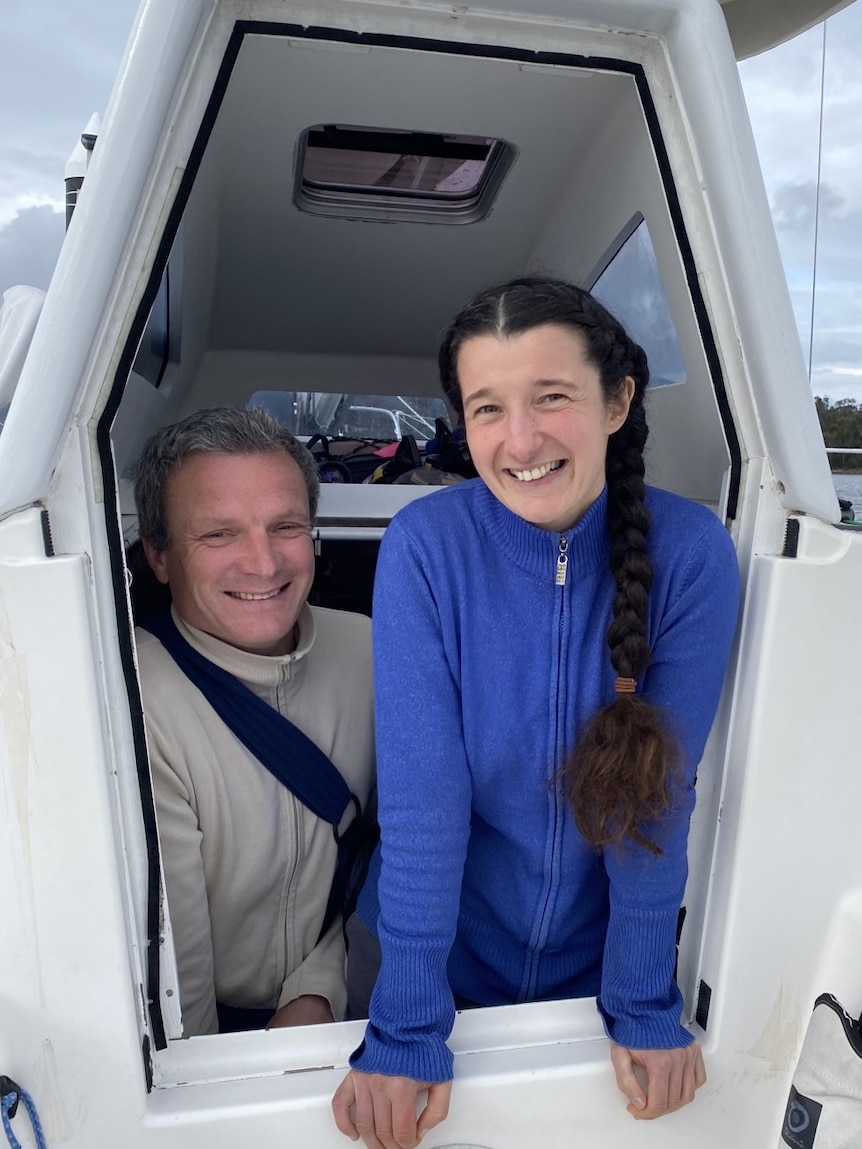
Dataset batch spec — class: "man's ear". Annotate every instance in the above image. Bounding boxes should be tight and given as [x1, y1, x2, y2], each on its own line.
[608, 376, 636, 433]
[142, 539, 171, 585]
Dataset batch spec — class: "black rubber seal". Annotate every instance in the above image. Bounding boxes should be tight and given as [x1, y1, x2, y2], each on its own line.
[782, 517, 800, 558]
[696, 980, 712, 1031]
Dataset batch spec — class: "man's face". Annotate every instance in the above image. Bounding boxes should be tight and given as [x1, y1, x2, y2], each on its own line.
[143, 450, 315, 656]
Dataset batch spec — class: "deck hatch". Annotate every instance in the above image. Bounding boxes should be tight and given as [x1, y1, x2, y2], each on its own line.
[294, 123, 516, 223]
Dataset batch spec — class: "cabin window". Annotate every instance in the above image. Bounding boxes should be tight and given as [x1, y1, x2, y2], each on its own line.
[132, 234, 183, 389]
[293, 124, 516, 223]
[588, 214, 687, 388]
[249, 389, 448, 440]
[133, 275, 169, 387]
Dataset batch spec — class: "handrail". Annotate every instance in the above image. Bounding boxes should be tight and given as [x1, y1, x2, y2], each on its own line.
[825, 447, 862, 455]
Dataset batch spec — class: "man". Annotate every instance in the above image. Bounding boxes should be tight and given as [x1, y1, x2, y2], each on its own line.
[133, 406, 374, 1036]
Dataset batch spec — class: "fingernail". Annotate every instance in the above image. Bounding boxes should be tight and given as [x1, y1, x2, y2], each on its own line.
[630, 1097, 645, 1110]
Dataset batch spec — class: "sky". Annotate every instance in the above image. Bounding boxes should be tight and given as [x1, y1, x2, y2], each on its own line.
[738, 1, 862, 403]
[1, 0, 860, 403]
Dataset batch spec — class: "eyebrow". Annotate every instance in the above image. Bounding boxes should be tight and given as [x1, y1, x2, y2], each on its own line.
[190, 508, 311, 530]
[461, 386, 495, 407]
[462, 379, 579, 407]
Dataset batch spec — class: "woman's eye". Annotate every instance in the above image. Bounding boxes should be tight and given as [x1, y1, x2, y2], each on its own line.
[539, 392, 569, 405]
[472, 404, 500, 417]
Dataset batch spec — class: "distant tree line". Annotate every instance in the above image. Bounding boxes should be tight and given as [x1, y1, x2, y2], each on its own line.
[815, 396, 862, 472]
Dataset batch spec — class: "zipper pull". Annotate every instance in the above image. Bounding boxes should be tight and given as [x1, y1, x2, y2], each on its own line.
[555, 534, 568, 586]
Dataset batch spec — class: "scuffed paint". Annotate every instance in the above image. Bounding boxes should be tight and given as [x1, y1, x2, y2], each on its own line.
[747, 981, 804, 1072]
[0, 582, 45, 1008]
[0, 587, 34, 863]
[34, 1039, 79, 1143]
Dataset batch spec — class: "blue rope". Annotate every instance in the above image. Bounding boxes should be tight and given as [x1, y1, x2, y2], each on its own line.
[1, 1083, 48, 1149]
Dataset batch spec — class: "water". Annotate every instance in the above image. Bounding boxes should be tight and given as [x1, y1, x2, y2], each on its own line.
[832, 473, 862, 519]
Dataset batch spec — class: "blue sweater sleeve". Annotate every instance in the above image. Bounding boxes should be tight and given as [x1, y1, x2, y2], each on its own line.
[598, 513, 740, 1049]
[350, 514, 471, 1082]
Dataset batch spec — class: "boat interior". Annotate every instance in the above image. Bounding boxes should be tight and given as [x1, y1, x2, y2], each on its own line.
[112, 25, 736, 536]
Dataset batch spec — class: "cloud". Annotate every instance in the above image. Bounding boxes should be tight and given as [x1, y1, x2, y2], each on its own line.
[739, 0, 862, 400]
[771, 179, 843, 235]
[802, 271, 862, 400]
[0, 0, 139, 225]
[0, 205, 65, 296]
[811, 371, 862, 404]
[739, 6, 862, 213]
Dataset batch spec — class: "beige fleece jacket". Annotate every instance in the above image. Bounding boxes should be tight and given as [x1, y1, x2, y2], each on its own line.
[135, 604, 374, 1036]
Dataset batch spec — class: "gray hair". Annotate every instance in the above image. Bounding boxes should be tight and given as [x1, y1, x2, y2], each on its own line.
[134, 406, 320, 550]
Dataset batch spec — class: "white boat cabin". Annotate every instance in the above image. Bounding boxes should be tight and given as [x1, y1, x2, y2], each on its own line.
[1, 0, 860, 1146]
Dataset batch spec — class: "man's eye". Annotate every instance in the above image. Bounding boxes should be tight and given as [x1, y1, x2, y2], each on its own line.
[275, 523, 311, 538]
[203, 530, 231, 541]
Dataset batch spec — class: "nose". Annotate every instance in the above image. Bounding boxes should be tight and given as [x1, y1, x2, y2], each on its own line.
[505, 406, 543, 463]
[239, 528, 282, 579]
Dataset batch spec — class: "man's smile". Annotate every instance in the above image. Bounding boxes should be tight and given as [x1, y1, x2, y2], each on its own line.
[226, 585, 287, 601]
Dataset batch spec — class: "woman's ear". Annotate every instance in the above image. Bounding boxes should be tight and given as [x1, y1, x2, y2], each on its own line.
[608, 376, 636, 433]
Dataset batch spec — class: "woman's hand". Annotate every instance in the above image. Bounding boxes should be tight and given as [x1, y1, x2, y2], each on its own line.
[332, 1069, 452, 1149]
[610, 1040, 706, 1119]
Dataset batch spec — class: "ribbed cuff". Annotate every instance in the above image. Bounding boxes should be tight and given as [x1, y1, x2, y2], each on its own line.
[348, 923, 456, 1082]
[600, 900, 690, 1049]
[350, 1025, 454, 1083]
[597, 989, 693, 1050]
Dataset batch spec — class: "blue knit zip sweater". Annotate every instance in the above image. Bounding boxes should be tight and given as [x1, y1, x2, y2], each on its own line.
[352, 480, 739, 1082]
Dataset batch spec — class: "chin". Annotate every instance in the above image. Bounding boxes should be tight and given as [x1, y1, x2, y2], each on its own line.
[239, 634, 293, 657]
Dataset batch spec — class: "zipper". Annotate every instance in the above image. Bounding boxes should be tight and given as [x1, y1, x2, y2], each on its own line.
[523, 534, 569, 998]
[555, 534, 568, 585]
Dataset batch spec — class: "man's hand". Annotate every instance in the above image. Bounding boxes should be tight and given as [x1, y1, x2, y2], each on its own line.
[267, 995, 334, 1028]
[610, 1040, 706, 1119]
[332, 1069, 452, 1149]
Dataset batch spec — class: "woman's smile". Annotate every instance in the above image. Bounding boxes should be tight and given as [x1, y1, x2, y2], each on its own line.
[507, 459, 566, 482]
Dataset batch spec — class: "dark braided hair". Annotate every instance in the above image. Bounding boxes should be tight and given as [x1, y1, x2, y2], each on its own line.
[439, 276, 679, 854]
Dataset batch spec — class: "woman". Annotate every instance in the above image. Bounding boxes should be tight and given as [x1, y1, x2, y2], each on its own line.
[333, 277, 740, 1145]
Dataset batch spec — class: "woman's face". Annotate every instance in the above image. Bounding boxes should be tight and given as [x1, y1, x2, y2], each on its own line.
[458, 323, 634, 533]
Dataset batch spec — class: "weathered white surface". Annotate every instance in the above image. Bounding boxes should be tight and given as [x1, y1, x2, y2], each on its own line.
[1, 1, 859, 1146]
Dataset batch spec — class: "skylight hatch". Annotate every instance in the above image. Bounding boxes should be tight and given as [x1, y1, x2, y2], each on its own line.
[295, 124, 515, 223]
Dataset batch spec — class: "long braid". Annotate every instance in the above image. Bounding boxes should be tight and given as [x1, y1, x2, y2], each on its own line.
[565, 337, 680, 854]
[605, 349, 652, 681]
[440, 276, 680, 852]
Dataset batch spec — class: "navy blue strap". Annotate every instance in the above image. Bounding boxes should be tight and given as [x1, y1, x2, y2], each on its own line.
[141, 609, 352, 828]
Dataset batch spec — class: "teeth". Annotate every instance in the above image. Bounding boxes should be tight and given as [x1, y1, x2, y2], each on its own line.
[229, 589, 281, 601]
[511, 461, 562, 482]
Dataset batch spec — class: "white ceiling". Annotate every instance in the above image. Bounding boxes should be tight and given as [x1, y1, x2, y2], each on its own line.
[195, 34, 633, 359]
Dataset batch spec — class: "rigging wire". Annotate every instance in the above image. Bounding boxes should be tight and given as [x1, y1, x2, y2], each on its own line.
[808, 17, 828, 383]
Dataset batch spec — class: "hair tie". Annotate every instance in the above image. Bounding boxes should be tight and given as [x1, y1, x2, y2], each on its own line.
[614, 677, 637, 694]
